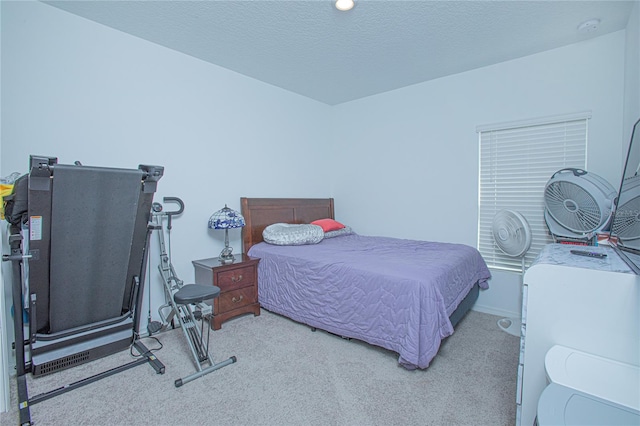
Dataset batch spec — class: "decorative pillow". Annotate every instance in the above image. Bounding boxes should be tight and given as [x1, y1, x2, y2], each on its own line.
[324, 226, 354, 239]
[263, 223, 324, 246]
[311, 218, 346, 233]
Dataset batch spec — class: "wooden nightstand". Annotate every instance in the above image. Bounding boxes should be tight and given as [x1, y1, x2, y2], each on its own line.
[192, 254, 260, 330]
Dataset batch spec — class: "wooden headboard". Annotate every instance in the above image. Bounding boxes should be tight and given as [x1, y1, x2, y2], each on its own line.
[241, 197, 335, 253]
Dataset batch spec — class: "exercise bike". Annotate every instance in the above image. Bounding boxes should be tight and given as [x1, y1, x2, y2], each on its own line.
[149, 197, 236, 387]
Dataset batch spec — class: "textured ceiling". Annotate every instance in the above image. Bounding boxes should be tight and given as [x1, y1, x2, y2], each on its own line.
[44, 0, 635, 105]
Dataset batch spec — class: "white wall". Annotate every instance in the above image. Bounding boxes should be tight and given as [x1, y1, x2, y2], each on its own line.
[330, 31, 627, 317]
[0, 0, 8, 413]
[1, 0, 332, 374]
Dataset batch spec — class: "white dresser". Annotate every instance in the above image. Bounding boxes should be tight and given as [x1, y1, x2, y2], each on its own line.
[516, 243, 640, 426]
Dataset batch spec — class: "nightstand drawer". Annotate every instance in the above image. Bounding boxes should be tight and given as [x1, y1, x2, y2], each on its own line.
[216, 286, 257, 313]
[216, 266, 256, 292]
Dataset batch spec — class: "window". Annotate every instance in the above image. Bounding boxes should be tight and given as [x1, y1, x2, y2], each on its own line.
[477, 112, 590, 271]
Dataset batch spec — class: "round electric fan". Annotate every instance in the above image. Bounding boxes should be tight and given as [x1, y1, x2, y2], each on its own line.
[492, 210, 532, 337]
[544, 168, 617, 241]
[492, 210, 532, 258]
[612, 174, 640, 249]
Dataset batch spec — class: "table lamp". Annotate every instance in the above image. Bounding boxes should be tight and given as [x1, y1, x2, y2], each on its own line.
[208, 204, 245, 263]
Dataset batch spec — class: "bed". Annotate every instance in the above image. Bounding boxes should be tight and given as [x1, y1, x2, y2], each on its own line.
[241, 197, 491, 369]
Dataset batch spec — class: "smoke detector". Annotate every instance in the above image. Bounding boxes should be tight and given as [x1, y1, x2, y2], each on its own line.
[577, 19, 600, 33]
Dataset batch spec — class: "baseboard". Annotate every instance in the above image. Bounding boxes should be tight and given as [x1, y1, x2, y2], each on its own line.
[472, 304, 521, 319]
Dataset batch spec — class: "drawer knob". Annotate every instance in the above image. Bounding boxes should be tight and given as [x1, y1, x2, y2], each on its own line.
[231, 295, 244, 303]
[231, 274, 243, 282]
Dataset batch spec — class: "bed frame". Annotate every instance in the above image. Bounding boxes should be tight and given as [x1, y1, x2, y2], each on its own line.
[240, 197, 479, 330]
[241, 197, 335, 253]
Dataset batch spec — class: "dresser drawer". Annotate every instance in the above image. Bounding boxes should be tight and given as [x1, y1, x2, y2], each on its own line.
[215, 285, 257, 313]
[215, 266, 256, 292]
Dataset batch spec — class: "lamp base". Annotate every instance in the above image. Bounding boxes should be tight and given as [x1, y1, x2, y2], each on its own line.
[219, 247, 235, 264]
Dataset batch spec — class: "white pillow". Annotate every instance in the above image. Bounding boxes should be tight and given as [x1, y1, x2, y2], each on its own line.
[263, 223, 324, 246]
[324, 226, 354, 238]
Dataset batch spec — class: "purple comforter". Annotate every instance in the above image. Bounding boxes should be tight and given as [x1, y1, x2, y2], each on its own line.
[248, 233, 490, 369]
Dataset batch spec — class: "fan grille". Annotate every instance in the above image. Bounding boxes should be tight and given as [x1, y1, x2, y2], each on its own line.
[492, 210, 531, 258]
[612, 196, 640, 240]
[544, 181, 602, 232]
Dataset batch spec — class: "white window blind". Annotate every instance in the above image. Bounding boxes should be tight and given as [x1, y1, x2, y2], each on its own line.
[477, 113, 589, 271]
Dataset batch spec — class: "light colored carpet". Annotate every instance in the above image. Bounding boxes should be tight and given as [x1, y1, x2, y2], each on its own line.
[1, 309, 519, 426]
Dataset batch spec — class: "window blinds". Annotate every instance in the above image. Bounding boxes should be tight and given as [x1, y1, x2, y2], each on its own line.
[477, 113, 589, 271]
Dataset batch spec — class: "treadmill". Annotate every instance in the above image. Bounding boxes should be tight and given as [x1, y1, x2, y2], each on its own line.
[3, 155, 166, 425]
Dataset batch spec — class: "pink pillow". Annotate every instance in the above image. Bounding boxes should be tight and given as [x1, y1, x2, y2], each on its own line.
[311, 218, 346, 233]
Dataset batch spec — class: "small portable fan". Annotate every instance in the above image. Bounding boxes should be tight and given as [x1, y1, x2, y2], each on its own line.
[492, 210, 532, 337]
[544, 168, 617, 241]
[612, 174, 640, 249]
[492, 210, 532, 259]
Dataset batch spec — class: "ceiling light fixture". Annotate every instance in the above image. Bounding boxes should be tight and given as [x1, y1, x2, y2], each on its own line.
[335, 0, 354, 11]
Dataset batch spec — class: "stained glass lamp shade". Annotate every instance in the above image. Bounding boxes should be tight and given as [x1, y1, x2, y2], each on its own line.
[208, 205, 245, 263]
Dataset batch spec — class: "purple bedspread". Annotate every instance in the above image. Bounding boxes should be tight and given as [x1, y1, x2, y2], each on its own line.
[248, 234, 491, 369]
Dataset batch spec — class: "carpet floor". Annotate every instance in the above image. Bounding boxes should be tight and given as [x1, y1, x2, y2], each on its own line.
[1, 309, 519, 425]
